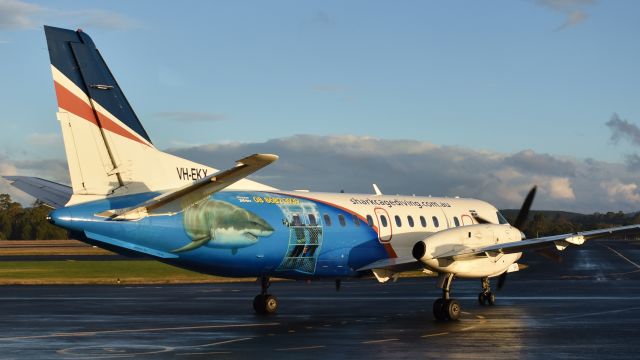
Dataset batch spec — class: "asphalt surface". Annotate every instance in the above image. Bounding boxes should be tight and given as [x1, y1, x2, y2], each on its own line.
[1, 240, 640, 359]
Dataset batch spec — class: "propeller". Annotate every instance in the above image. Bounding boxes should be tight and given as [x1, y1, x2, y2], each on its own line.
[498, 186, 537, 291]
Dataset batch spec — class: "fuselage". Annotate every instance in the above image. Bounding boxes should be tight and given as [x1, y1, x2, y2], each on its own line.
[50, 190, 505, 279]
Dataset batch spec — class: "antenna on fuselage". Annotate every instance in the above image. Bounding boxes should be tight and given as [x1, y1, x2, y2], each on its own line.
[372, 184, 383, 196]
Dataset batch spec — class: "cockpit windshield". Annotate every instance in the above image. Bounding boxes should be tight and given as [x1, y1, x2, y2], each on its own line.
[496, 211, 509, 225]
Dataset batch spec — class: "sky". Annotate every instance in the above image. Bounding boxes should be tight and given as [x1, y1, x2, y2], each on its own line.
[1, 0, 640, 213]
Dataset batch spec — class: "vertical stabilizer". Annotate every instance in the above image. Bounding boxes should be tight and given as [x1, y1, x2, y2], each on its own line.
[44, 26, 275, 205]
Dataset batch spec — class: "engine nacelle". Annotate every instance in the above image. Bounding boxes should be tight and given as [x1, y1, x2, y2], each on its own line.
[412, 224, 523, 278]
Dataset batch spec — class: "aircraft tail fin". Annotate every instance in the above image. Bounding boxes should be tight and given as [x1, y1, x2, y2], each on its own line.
[44, 26, 275, 205]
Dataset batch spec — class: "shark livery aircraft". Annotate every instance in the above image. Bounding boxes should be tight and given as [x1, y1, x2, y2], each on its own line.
[5, 26, 640, 321]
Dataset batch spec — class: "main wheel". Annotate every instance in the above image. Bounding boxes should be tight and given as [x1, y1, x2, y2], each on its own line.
[432, 298, 446, 321]
[253, 294, 278, 315]
[445, 299, 461, 321]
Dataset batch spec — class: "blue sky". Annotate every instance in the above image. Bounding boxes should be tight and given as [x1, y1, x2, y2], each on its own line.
[1, 0, 640, 212]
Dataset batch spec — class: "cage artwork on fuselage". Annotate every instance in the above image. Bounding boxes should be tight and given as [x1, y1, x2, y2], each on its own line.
[276, 200, 323, 274]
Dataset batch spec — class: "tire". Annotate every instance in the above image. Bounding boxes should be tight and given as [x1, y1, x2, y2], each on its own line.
[433, 298, 446, 321]
[478, 293, 486, 305]
[445, 299, 461, 321]
[253, 294, 265, 314]
[487, 292, 496, 306]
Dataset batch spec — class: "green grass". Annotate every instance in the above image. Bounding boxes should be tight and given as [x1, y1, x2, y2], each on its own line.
[0, 260, 254, 285]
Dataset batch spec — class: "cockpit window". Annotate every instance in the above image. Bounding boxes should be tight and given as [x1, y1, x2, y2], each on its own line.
[496, 211, 509, 225]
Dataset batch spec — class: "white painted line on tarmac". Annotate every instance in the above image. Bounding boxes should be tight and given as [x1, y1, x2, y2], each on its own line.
[276, 345, 326, 351]
[362, 338, 399, 344]
[421, 332, 449, 338]
[0, 323, 278, 341]
[600, 244, 640, 269]
[197, 337, 253, 348]
[554, 306, 640, 320]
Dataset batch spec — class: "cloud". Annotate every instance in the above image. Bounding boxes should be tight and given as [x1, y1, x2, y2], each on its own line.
[606, 113, 640, 146]
[153, 111, 227, 123]
[0, 0, 136, 31]
[0, 155, 68, 205]
[26, 132, 60, 146]
[535, 0, 594, 29]
[167, 134, 640, 213]
[0, 0, 44, 30]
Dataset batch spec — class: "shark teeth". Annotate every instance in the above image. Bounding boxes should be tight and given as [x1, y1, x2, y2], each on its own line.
[244, 232, 259, 241]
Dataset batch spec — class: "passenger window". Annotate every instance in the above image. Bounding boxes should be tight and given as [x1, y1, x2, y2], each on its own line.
[292, 214, 302, 226]
[395, 215, 402, 227]
[432, 216, 439, 228]
[420, 216, 427, 227]
[407, 216, 414, 227]
[308, 214, 317, 226]
[323, 214, 332, 226]
[380, 215, 388, 227]
[453, 217, 460, 227]
[338, 214, 346, 227]
[352, 215, 360, 226]
[366, 215, 374, 227]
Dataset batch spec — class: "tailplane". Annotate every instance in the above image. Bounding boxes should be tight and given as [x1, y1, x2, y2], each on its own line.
[44, 26, 274, 205]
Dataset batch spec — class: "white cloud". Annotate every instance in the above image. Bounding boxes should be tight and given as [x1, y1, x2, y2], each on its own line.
[0, 0, 43, 30]
[0, 0, 136, 31]
[167, 134, 640, 213]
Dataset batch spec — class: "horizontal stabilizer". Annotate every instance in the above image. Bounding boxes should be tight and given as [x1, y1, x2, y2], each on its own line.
[97, 153, 278, 220]
[85, 231, 178, 258]
[2, 176, 72, 208]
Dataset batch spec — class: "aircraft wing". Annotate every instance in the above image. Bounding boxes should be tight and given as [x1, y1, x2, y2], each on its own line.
[2, 176, 72, 208]
[98, 153, 278, 220]
[476, 224, 640, 255]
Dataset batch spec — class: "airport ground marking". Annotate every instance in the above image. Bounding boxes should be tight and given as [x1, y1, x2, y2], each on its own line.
[600, 244, 640, 269]
[362, 338, 399, 344]
[554, 306, 640, 320]
[197, 337, 253, 348]
[421, 332, 449, 338]
[276, 345, 326, 351]
[0, 323, 278, 341]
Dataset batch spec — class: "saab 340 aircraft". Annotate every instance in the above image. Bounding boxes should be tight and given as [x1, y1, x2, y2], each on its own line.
[5, 26, 640, 321]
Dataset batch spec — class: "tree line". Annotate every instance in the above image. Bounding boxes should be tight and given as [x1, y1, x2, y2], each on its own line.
[0, 194, 68, 240]
[0, 193, 638, 240]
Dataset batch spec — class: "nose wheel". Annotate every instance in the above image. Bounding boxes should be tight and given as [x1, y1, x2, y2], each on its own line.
[478, 277, 496, 306]
[432, 273, 461, 321]
[253, 276, 278, 315]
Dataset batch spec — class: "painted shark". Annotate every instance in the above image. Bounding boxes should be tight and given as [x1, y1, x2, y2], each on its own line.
[173, 199, 275, 253]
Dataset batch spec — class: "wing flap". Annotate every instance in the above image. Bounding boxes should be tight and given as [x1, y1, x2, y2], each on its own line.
[98, 153, 278, 220]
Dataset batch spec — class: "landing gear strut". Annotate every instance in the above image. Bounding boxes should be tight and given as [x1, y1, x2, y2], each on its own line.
[432, 273, 461, 321]
[253, 276, 278, 315]
[478, 277, 496, 306]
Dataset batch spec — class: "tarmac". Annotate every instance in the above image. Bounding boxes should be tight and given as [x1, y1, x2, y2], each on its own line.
[1, 239, 640, 359]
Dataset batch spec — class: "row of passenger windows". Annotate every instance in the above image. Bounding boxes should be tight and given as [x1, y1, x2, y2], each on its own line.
[292, 213, 464, 229]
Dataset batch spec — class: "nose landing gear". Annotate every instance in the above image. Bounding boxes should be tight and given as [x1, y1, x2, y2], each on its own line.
[478, 277, 496, 306]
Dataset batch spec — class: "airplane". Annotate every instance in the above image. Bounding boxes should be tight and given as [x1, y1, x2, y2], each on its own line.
[4, 26, 640, 321]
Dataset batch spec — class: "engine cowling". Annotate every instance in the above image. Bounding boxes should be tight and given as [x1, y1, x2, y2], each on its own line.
[412, 224, 523, 278]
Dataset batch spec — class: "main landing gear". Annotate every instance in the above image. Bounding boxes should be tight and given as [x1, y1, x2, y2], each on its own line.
[432, 273, 461, 321]
[253, 276, 278, 315]
[478, 277, 496, 306]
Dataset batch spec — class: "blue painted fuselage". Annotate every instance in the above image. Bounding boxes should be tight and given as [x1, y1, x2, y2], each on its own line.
[50, 191, 389, 279]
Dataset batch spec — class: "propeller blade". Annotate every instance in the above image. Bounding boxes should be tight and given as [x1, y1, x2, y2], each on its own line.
[514, 186, 537, 230]
[497, 271, 507, 291]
